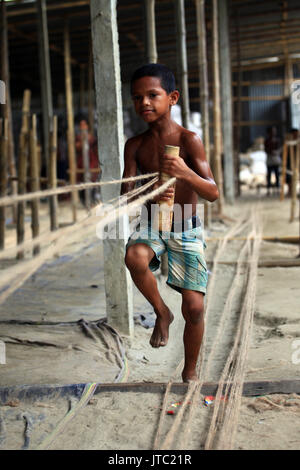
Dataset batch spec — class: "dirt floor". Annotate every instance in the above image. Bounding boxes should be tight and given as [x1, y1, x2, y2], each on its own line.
[0, 188, 300, 450]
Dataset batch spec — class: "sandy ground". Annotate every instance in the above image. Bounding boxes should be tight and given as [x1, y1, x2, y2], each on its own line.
[0, 189, 300, 450]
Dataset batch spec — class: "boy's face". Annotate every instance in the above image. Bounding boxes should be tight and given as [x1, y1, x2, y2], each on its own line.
[131, 76, 179, 123]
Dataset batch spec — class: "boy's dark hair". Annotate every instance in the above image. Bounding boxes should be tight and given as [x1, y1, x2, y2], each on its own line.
[130, 63, 176, 94]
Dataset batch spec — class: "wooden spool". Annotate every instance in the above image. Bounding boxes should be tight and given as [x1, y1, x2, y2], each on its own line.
[158, 145, 179, 231]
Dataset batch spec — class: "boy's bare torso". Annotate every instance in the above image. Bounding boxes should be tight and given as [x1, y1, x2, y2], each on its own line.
[132, 124, 200, 217]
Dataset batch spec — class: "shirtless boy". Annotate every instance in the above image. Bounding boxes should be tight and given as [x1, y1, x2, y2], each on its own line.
[121, 64, 219, 382]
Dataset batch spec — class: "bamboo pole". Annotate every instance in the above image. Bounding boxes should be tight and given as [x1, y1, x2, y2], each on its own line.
[64, 19, 78, 223]
[144, 0, 157, 63]
[36, 0, 53, 170]
[79, 65, 85, 110]
[290, 143, 298, 223]
[1, 0, 17, 224]
[158, 145, 180, 232]
[17, 89, 31, 260]
[218, 0, 235, 205]
[88, 39, 95, 137]
[234, 7, 242, 198]
[49, 115, 58, 231]
[195, 0, 211, 228]
[0, 118, 8, 250]
[212, 0, 224, 214]
[175, 0, 190, 129]
[81, 121, 91, 209]
[29, 114, 40, 255]
[280, 140, 288, 201]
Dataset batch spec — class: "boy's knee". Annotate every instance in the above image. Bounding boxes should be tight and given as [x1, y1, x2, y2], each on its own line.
[182, 299, 204, 324]
[125, 245, 149, 272]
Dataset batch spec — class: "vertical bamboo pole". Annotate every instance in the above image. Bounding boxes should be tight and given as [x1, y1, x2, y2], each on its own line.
[80, 65, 85, 111]
[290, 144, 297, 222]
[49, 115, 58, 231]
[81, 121, 91, 209]
[36, 0, 53, 170]
[144, 0, 157, 64]
[218, 0, 234, 204]
[17, 89, 31, 260]
[0, 118, 8, 250]
[158, 145, 180, 231]
[212, 0, 224, 214]
[297, 141, 300, 257]
[29, 114, 40, 255]
[88, 39, 95, 137]
[234, 8, 242, 197]
[1, 0, 17, 224]
[195, 0, 209, 163]
[175, 0, 190, 129]
[195, 0, 211, 228]
[280, 140, 288, 201]
[64, 19, 78, 223]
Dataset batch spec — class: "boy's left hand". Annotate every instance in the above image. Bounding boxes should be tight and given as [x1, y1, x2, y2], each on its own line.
[160, 154, 191, 180]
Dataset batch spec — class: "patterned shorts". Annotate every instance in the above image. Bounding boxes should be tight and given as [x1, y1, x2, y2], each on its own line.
[126, 216, 208, 295]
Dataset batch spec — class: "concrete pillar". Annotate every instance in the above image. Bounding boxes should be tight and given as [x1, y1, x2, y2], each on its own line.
[90, 0, 133, 337]
[218, 0, 235, 204]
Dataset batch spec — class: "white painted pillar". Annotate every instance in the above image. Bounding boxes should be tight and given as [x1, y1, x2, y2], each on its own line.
[90, 0, 133, 337]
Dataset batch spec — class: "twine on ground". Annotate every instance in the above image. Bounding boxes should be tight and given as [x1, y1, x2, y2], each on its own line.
[204, 208, 262, 450]
[152, 213, 253, 450]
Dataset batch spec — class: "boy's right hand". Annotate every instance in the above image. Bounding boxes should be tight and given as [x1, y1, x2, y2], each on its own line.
[151, 180, 175, 202]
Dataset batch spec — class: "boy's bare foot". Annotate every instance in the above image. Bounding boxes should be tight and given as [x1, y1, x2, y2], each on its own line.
[150, 308, 174, 348]
[182, 369, 198, 383]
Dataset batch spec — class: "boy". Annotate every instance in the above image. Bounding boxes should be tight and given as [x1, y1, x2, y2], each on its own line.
[121, 64, 219, 382]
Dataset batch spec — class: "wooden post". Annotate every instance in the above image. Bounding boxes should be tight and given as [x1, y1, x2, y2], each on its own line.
[0, 118, 8, 250]
[88, 39, 95, 137]
[144, 0, 157, 64]
[175, 0, 190, 129]
[1, 0, 17, 224]
[90, 0, 133, 337]
[49, 115, 58, 231]
[29, 114, 40, 255]
[195, 0, 211, 228]
[218, 0, 234, 205]
[212, 0, 224, 214]
[234, 8, 242, 197]
[158, 145, 179, 231]
[290, 143, 299, 223]
[64, 19, 78, 223]
[80, 65, 85, 111]
[81, 121, 91, 209]
[280, 140, 288, 201]
[36, 0, 53, 171]
[17, 89, 31, 260]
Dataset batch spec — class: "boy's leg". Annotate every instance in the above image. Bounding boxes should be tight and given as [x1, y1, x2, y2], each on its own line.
[180, 288, 205, 382]
[125, 243, 174, 347]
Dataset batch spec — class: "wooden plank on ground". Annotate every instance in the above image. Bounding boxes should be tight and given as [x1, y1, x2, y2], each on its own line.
[95, 380, 300, 396]
[1, 380, 299, 404]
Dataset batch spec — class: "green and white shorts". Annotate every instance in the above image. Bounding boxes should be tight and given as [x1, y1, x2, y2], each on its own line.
[126, 216, 208, 295]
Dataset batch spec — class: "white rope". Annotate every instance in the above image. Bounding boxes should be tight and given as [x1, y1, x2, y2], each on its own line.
[0, 172, 159, 207]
